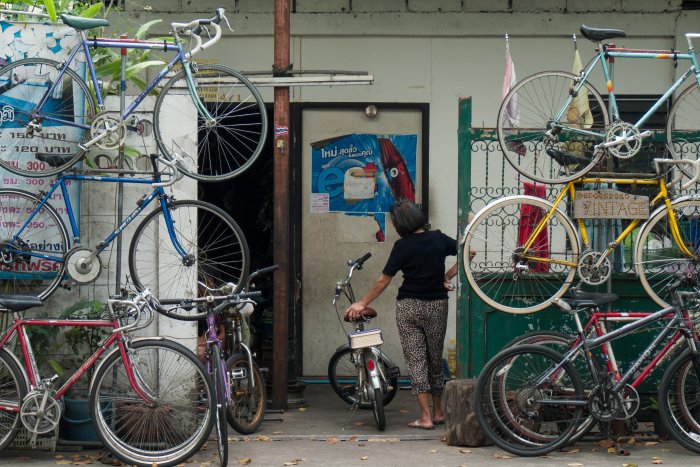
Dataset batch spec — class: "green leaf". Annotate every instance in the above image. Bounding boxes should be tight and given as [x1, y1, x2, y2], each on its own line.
[47, 359, 64, 377]
[125, 60, 164, 79]
[123, 145, 141, 158]
[43, 0, 56, 22]
[135, 19, 162, 40]
[79, 2, 103, 18]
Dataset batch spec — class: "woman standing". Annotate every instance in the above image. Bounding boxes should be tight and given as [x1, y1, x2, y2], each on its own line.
[345, 200, 458, 430]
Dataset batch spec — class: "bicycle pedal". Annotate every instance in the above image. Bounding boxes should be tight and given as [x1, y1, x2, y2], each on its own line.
[386, 366, 400, 378]
[229, 368, 246, 379]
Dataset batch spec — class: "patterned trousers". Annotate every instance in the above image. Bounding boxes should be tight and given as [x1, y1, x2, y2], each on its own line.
[395, 297, 448, 395]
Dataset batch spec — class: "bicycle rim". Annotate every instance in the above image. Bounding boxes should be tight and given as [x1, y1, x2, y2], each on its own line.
[0, 58, 94, 177]
[667, 84, 700, 162]
[659, 351, 700, 453]
[372, 387, 386, 431]
[212, 348, 229, 465]
[226, 354, 266, 434]
[128, 200, 250, 315]
[636, 199, 700, 308]
[90, 339, 215, 467]
[464, 195, 580, 314]
[0, 189, 69, 300]
[154, 64, 268, 181]
[497, 71, 609, 184]
[0, 349, 28, 451]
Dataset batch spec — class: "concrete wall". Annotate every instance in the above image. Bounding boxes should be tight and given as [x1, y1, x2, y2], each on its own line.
[105, 0, 700, 374]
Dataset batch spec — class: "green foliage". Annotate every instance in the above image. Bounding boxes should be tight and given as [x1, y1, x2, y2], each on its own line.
[59, 299, 110, 383]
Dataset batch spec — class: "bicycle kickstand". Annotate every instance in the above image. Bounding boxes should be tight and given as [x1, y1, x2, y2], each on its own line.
[342, 400, 361, 430]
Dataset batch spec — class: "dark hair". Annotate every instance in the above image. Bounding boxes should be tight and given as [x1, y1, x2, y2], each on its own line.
[390, 200, 427, 237]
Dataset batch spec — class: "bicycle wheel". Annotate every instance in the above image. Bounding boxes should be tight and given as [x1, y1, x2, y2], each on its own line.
[667, 84, 700, 162]
[153, 64, 268, 182]
[0, 189, 69, 299]
[463, 195, 580, 314]
[226, 353, 266, 434]
[658, 350, 700, 454]
[129, 200, 250, 319]
[328, 347, 399, 408]
[0, 58, 95, 177]
[0, 348, 28, 451]
[474, 344, 584, 456]
[371, 387, 386, 431]
[212, 346, 228, 465]
[636, 199, 700, 308]
[90, 338, 215, 467]
[497, 71, 609, 184]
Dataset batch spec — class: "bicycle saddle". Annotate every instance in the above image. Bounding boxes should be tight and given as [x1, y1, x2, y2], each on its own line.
[580, 25, 626, 43]
[36, 153, 78, 168]
[344, 307, 377, 322]
[60, 14, 110, 30]
[546, 147, 591, 168]
[561, 290, 619, 309]
[0, 294, 43, 312]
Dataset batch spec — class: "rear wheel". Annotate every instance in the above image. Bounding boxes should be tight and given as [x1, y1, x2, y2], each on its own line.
[226, 353, 266, 434]
[212, 348, 228, 466]
[0, 349, 28, 451]
[371, 387, 386, 431]
[328, 347, 398, 408]
[659, 350, 700, 454]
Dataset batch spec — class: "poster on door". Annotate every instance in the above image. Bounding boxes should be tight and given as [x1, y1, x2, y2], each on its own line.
[310, 133, 417, 214]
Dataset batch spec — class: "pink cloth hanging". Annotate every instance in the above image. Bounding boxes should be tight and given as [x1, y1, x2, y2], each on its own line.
[518, 182, 550, 272]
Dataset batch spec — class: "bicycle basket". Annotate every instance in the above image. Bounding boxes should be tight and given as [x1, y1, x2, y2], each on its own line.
[348, 329, 383, 349]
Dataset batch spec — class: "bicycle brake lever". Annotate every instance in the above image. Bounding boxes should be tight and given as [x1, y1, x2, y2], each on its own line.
[220, 12, 233, 31]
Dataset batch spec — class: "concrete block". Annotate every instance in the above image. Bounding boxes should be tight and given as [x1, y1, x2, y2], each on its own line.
[463, 0, 509, 12]
[408, 0, 461, 12]
[567, 0, 621, 12]
[444, 379, 493, 447]
[513, 0, 565, 12]
[296, 0, 350, 13]
[621, 0, 680, 12]
[181, 0, 243, 13]
[236, 0, 275, 13]
[352, 0, 407, 12]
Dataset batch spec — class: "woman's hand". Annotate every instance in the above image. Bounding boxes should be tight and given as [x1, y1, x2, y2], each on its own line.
[344, 302, 367, 321]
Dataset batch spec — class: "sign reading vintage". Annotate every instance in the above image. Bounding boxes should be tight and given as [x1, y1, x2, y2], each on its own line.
[573, 189, 649, 220]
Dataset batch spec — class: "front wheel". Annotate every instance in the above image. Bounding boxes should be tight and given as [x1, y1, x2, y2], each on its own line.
[463, 195, 580, 314]
[635, 199, 700, 308]
[212, 347, 228, 466]
[497, 71, 608, 184]
[226, 353, 267, 434]
[666, 84, 700, 162]
[371, 387, 386, 431]
[0, 349, 29, 451]
[129, 200, 250, 319]
[658, 350, 700, 454]
[89, 339, 215, 467]
[328, 347, 398, 408]
[153, 64, 268, 182]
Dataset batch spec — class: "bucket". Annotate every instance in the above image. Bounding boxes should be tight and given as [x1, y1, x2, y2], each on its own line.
[61, 397, 99, 442]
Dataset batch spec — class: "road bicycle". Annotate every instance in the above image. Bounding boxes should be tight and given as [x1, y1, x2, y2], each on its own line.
[497, 25, 700, 184]
[0, 153, 250, 301]
[463, 157, 700, 314]
[157, 265, 277, 465]
[0, 7, 267, 181]
[473, 274, 700, 457]
[328, 253, 400, 431]
[0, 289, 216, 467]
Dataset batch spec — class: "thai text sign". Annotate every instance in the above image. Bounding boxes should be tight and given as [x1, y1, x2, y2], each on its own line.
[573, 189, 649, 220]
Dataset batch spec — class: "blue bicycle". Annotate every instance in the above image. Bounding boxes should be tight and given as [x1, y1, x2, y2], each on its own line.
[0, 154, 249, 300]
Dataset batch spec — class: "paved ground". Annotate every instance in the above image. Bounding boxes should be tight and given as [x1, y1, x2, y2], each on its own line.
[3, 383, 700, 466]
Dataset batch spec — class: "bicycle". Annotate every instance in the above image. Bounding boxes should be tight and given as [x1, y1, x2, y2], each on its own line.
[157, 265, 277, 465]
[0, 289, 216, 467]
[0, 7, 267, 181]
[497, 25, 700, 185]
[328, 253, 400, 431]
[0, 153, 250, 301]
[463, 157, 700, 313]
[473, 274, 700, 457]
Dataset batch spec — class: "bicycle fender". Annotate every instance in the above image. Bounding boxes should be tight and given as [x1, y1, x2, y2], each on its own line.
[333, 343, 395, 367]
[362, 348, 384, 390]
[0, 347, 30, 389]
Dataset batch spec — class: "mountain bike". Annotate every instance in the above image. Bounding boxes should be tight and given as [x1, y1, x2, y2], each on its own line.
[0, 153, 249, 301]
[463, 157, 700, 313]
[473, 274, 700, 457]
[328, 253, 400, 431]
[0, 7, 267, 181]
[157, 265, 277, 465]
[497, 25, 700, 184]
[0, 289, 215, 467]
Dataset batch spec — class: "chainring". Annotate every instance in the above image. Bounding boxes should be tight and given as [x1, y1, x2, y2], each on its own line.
[20, 391, 62, 434]
[588, 386, 624, 422]
[605, 121, 642, 159]
[90, 112, 125, 150]
[578, 251, 612, 286]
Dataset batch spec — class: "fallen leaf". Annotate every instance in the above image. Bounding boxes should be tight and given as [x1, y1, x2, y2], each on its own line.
[599, 439, 615, 448]
[326, 437, 339, 444]
[459, 449, 471, 454]
[283, 459, 304, 466]
[273, 431, 283, 435]
[256, 435, 271, 442]
[607, 447, 617, 454]
[55, 462, 72, 465]
[238, 459, 252, 465]
[429, 449, 438, 453]
[360, 456, 368, 461]
[627, 437, 637, 445]
[622, 464, 638, 467]
[399, 409, 409, 413]
[348, 435, 358, 442]
[567, 464, 583, 466]
[298, 407, 307, 412]
[54, 455, 64, 459]
[354, 421, 364, 426]
[494, 453, 511, 459]
[661, 449, 671, 452]
[565, 448, 581, 454]
[644, 441, 659, 446]
[652, 461, 663, 465]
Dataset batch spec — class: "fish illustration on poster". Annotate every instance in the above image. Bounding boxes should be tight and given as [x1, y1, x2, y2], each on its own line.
[310, 133, 417, 214]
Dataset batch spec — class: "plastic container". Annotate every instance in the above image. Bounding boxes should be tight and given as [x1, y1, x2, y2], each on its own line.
[447, 339, 457, 379]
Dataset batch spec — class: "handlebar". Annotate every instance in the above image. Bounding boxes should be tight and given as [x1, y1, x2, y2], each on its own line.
[654, 158, 700, 190]
[171, 8, 232, 59]
[333, 253, 372, 305]
[108, 289, 156, 334]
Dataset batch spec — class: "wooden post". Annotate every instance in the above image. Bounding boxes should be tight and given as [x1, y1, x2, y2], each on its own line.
[272, 0, 290, 410]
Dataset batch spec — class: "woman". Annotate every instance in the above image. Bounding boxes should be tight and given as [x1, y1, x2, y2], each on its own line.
[345, 200, 458, 430]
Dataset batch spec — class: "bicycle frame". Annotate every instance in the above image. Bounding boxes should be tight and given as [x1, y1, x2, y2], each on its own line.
[560, 34, 700, 139]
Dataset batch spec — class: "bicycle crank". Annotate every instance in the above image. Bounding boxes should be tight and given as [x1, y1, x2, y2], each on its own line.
[597, 121, 652, 160]
[578, 251, 612, 286]
[65, 247, 103, 284]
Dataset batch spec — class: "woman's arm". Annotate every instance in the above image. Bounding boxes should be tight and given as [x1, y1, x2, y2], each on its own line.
[345, 273, 393, 320]
[444, 263, 458, 290]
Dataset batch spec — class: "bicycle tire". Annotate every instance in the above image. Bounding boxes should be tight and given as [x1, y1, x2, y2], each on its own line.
[328, 347, 398, 408]
[497, 71, 609, 184]
[129, 199, 250, 319]
[153, 64, 268, 182]
[89, 338, 215, 467]
[474, 344, 584, 456]
[463, 195, 580, 314]
[0, 189, 69, 300]
[0, 58, 95, 177]
[635, 199, 700, 308]
[371, 387, 386, 431]
[212, 346, 228, 466]
[0, 348, 28, 451]
[658, 349, 700, 454]
[666, 83, 700, 163]
[226, 353, 267, 434]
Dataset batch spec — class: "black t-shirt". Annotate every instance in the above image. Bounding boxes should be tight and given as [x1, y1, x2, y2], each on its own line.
[382, 230, 457, 300]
